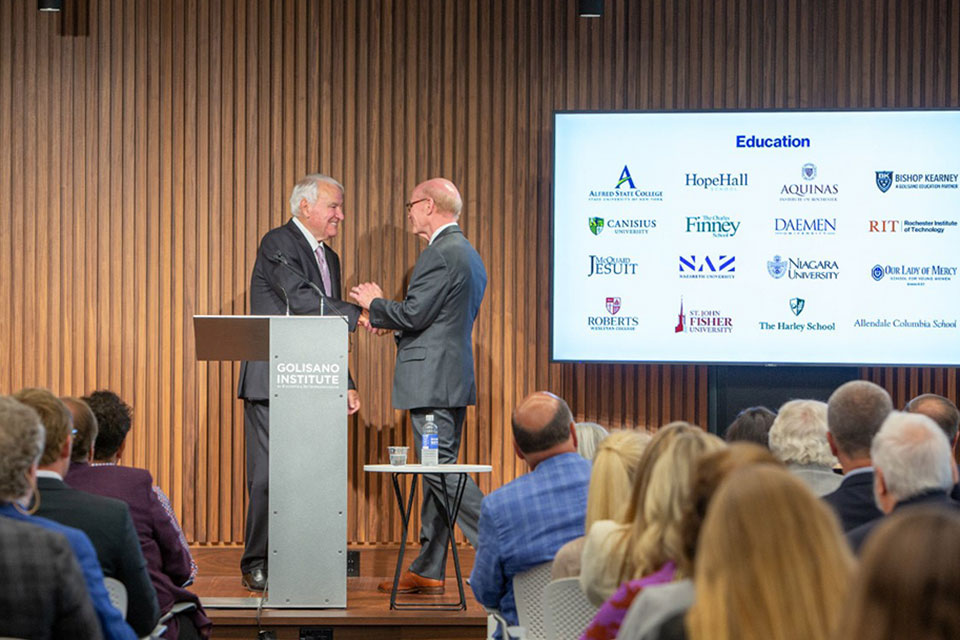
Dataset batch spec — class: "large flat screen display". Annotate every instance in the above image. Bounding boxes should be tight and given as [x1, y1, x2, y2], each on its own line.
[552, 110, 960, 366]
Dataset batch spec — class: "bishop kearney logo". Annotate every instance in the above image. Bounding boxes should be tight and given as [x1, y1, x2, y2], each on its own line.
[767, 255, 787, 279]
[606, 297, 621, 315]
[589, 217, 605, 235]
[790, 297, 805, 316]
[876, 171, 893, 193]
[616, 165, 637, 190]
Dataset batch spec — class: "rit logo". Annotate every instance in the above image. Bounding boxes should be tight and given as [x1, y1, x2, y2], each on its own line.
[869, 220, 899, 232]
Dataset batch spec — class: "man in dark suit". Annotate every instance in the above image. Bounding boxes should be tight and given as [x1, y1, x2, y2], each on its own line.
[237, 174, 364, 591]
[0, 515, 102, 640]
[822, 380, 893, 531]
[905, 393, 960, 501]
[14, 388, 160, 637]
[351, 178, 487, 594]
[847, 411, 959, 552]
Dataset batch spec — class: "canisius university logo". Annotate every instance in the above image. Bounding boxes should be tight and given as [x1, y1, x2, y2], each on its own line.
[587, 216, 657, 236]
[587, 165, 664, 202]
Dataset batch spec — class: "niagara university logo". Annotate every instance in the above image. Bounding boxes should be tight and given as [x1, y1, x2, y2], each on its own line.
[871, 265, 885, 281]
[589, 217, 605, 235]
[790, 297, 805, 316]
[767, 255, 787, 279]
[876, 171, 893, 193]
[802, 163, 817, 180]
[606, 297, 621, 315]
[616, 165, 637, 190]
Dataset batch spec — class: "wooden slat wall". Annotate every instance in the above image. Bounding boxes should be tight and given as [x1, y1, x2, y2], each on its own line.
[1, 0, 958, 546]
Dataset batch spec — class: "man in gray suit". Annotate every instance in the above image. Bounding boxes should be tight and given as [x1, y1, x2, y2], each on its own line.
[351, 177, 487, 594]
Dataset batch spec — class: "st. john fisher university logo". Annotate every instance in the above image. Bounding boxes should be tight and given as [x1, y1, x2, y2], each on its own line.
[790, 297, 805, 316]
[606, 297, 621, 315]
[876, 171, 893, 193]
[616, 165, 637, 190]
[589, 217, 605, 235]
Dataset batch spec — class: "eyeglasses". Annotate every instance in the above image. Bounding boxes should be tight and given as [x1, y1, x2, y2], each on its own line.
[404, 198, 429, 210]
[71, 429, 78, 436]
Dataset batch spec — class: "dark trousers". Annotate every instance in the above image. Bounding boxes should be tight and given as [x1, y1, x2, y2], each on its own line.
[407, 407, 484, 580]
[241, 400, 269, 573]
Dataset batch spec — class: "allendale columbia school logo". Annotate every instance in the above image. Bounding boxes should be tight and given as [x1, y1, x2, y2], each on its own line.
[588, 216, 657, 236]
[674, 298, 733, 334]
[587, 297, 639, 331]
[587, 165, 664, 202]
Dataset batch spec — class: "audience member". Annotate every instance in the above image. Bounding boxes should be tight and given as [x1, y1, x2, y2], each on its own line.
[823, 380, 892, 531]
[574, 422, 611, 461]
[686, 466, 853, 640]
[0, 514, 103, 640]
[847, 411, 958, 552]
[835, 507, 960, 640]
[617, 444, 781, 640]
[0, 396, 137, 640]
[905, 393, 960, 499]
[578, 429, 724, 639]
[14, 388, 160, 637]
[470, 392, 591, 629]
[723, 406, 776, 447]
[768, 399, 841, 496]
[66, 391, 211, 640]
[552, 430, 651, 579]
[578, 422, 694, 606]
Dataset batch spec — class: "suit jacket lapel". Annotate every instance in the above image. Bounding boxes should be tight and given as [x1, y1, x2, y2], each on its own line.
[283, 219, 324, 285]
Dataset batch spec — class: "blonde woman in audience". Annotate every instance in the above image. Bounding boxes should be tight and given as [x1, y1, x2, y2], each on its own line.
[768, 399, 842, 496]
[578, 422, 695, 606]
[552, 429, 651, 579]
[835, 507, 960, 640]
[578, 428, 724, 639]
[687, 465, 853, 640]
[574, 421, 611, 461]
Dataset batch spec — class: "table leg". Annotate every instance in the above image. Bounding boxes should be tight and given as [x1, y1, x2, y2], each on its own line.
[389, 472, 418, 610]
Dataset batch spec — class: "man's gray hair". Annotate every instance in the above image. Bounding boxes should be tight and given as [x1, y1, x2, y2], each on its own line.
[0, 397, 45, 502]
[872, 411, 954, 503]
[289, 174, 343, 216]
[769, 399, 838, 468]
[827, 380, 893, 457]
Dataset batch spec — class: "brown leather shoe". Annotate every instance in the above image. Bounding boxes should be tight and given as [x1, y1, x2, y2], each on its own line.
[377, 570, 445, 594]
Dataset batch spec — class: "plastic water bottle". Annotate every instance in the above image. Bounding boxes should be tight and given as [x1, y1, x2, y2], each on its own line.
[421, 414, 439, 466]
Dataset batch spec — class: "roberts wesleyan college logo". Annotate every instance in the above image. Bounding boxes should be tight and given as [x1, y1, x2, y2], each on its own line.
[876, 171, 893, 193]
[606, 297, 621, 315]
[790, 297, 805, 316]
[767, 255, 787, 279]
[616, 165, 637, 189]
[589, 217, 605, 235]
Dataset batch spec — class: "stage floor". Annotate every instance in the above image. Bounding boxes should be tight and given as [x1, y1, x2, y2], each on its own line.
[193, 546, 488, 640]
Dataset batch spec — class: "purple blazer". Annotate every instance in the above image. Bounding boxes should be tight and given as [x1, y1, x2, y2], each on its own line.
[66, 462, 212, 639]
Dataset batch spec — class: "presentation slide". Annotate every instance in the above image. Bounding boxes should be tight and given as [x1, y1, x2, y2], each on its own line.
[552, 110, 960, 366]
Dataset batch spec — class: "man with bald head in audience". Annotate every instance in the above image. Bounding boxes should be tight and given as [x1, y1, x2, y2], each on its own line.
[847, 411, 959, 552]
[906, 393, 960, 500]
[823, 380, 893, 531]
[469, 392, 592, 628]
[351, 178, 487, 594]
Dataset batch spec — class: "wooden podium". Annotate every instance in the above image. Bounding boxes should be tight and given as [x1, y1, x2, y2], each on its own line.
[194, 315, 348, 607]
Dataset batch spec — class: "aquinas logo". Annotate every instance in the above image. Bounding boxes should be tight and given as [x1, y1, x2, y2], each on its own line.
[780, 163, 839, 202]
[587, 165, 664, 202]
[588, 255, 639, 277]
[587, 216, 657, 235]
[679, 255, 735, 280]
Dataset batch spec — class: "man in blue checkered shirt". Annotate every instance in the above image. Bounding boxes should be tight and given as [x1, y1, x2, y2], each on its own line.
[469, 391, 591, 627]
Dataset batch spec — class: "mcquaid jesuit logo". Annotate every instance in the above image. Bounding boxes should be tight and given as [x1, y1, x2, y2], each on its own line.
[588, 256, 639, 277]
[587, 165, 664, 202]
[587, 297, 639, 331]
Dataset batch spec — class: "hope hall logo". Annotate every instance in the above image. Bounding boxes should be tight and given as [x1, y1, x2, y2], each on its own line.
[767, 255, 787, 279]
[616, 165, 636, 190]
[876, 171, 893, 193]
[679, 255, 736, 280]
[589, 217, 605, 235]
[802, 163, 817, 180]
[790, 297, 805, 316]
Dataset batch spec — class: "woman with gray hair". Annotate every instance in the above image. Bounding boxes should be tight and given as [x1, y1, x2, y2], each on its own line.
[768, 399, 842, 496]
[0, 395, 136, 640]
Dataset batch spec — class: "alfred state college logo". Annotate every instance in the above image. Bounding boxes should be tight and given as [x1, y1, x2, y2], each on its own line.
[589, 217, 605, 235]
[876, 171, 893, 193]
[616, 165, 636, 190]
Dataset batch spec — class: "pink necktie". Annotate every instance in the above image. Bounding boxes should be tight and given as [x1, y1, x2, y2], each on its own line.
[315, 245, 332, 296]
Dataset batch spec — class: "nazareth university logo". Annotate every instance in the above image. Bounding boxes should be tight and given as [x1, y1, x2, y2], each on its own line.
[768, 255, 787, 279]
[790, 297, 805, 316]
[606, 297, 621, 314]
[589, 217, 605, 235]
[876, 171, 893, 193]
[616, 165, 637, 190]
